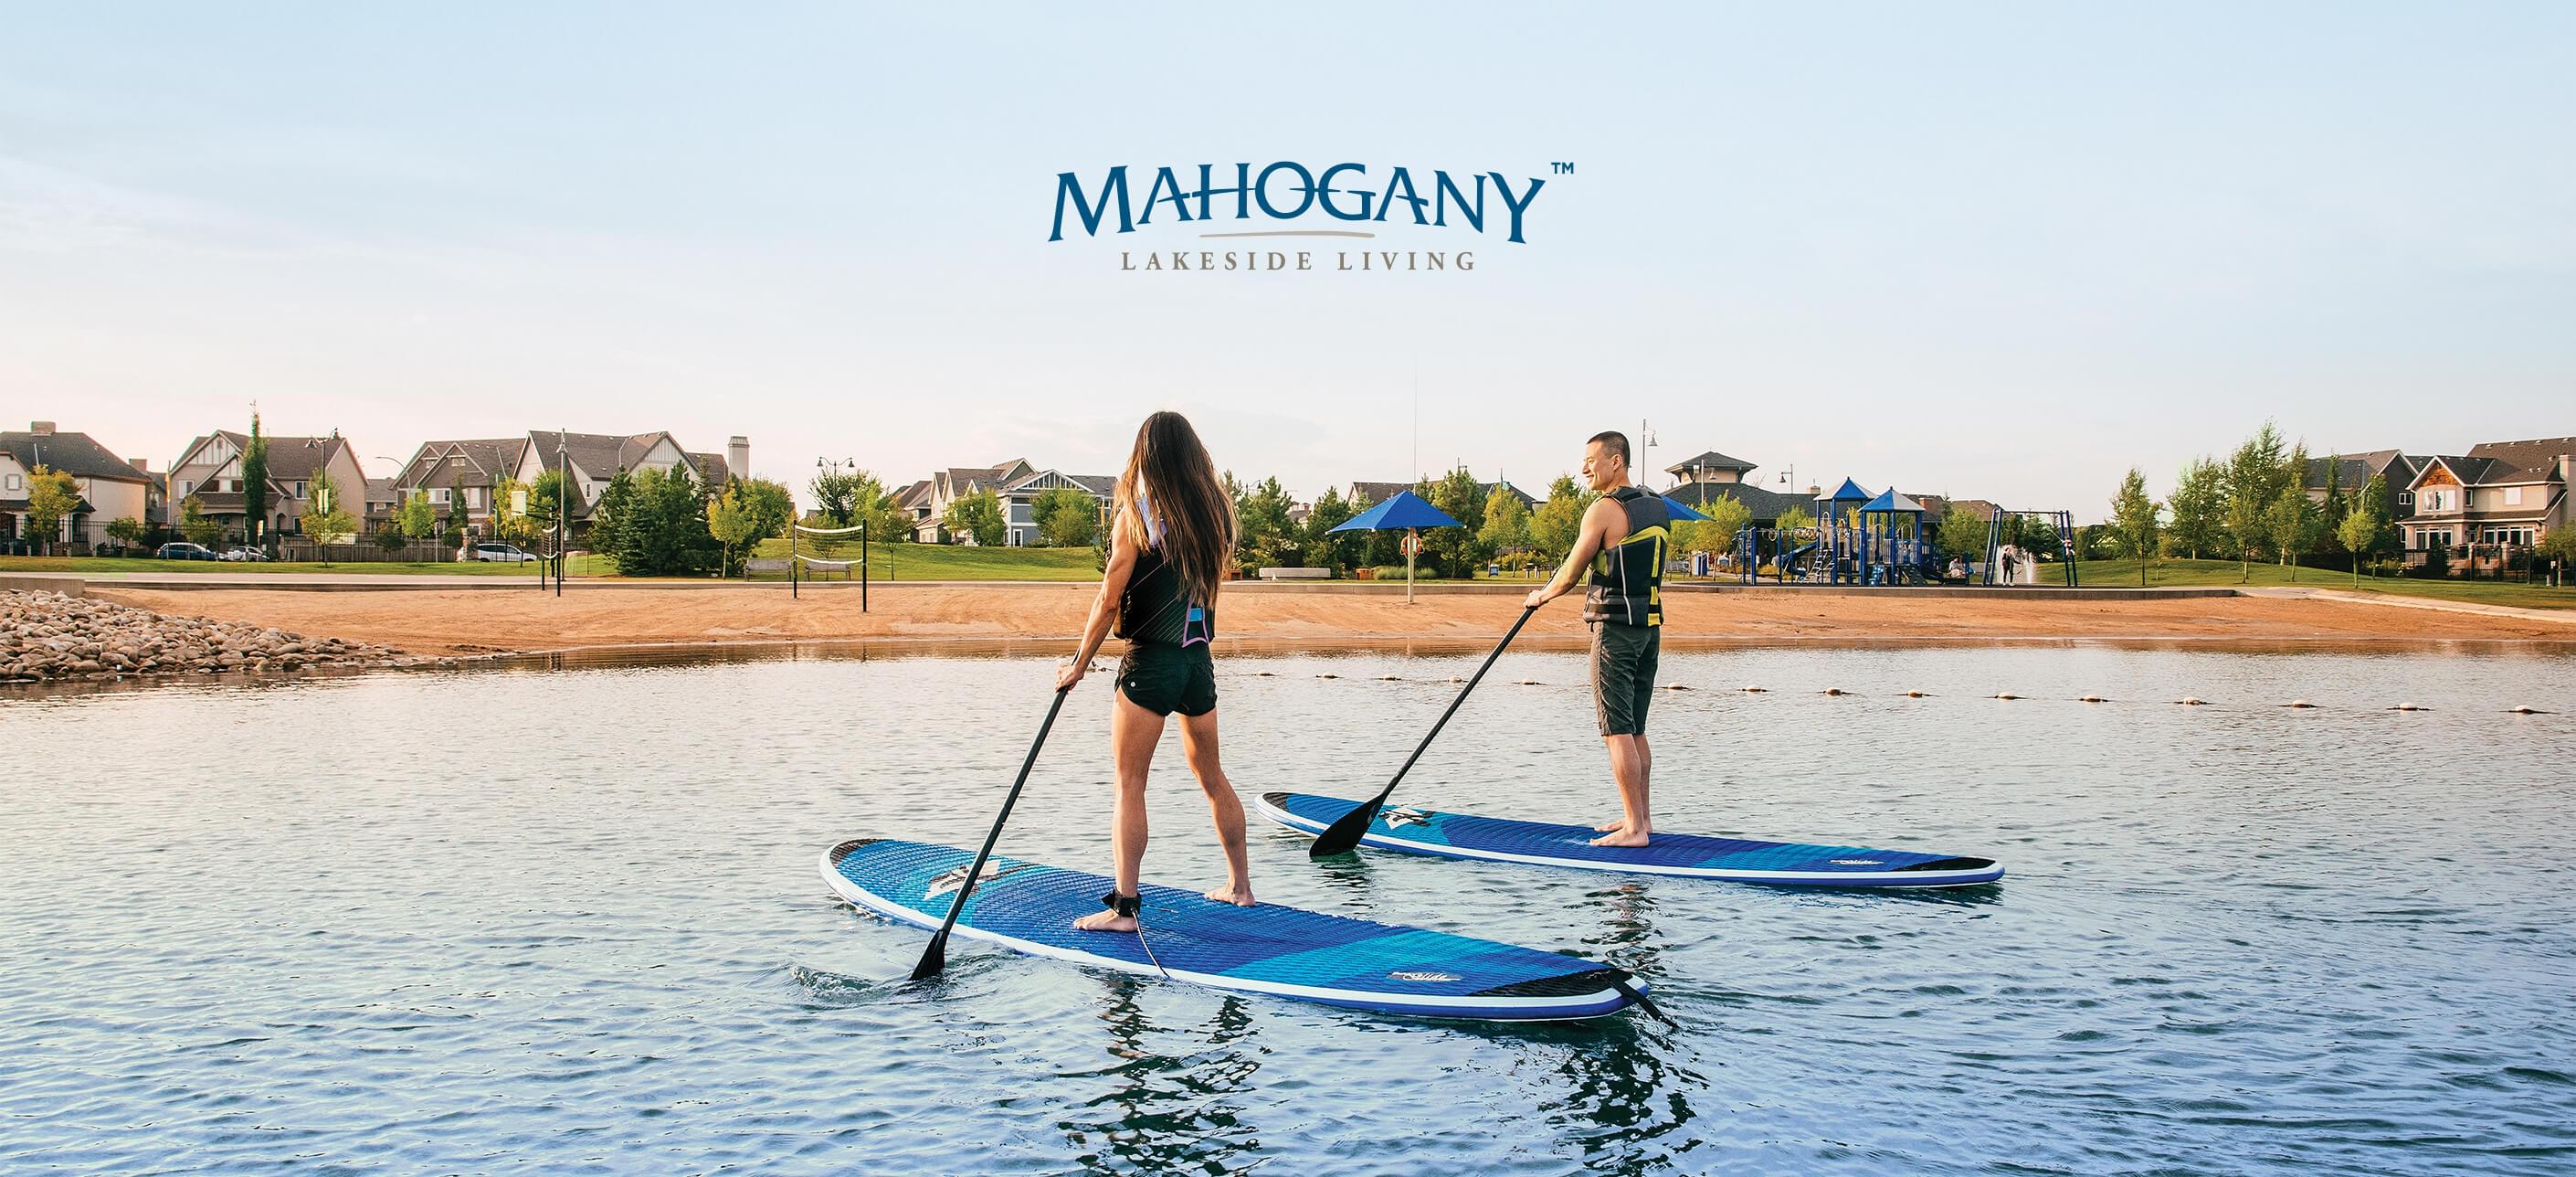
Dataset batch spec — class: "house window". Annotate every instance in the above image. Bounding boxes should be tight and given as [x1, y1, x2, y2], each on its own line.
[430, 487, 449, 504]
[2397, 491, 2412, 506]
[293, 482, 307, 497]
[2506, 486, 2523, 505]
[3, 474, 16, 492]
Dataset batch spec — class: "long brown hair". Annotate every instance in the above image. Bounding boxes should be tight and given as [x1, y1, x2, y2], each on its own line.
[1115, 411, 1236, 606]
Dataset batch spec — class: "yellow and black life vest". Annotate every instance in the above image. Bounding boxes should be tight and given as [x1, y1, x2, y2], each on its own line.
[1581, 485, 1670, 627]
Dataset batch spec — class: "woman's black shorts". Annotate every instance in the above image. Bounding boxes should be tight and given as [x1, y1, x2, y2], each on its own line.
[1117, 641, 1217, 717]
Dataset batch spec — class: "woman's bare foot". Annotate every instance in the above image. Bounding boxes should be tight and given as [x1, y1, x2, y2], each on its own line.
[1203, 885, 1256, 907]
[1073, 908, 1137, 933]
[1589, 829, 1652, 848]
[1594, 818, 1629, 832]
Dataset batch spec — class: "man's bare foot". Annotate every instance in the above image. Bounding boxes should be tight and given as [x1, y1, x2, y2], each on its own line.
[1589, 829, 1652, 848]
[1594, 818, 1629, 832]
[1204, 885, 1256, 907]
[1072, 908, 1137, 933]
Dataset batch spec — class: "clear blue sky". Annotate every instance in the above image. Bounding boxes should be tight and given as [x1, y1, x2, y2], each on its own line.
[5, 3, 2570, 514]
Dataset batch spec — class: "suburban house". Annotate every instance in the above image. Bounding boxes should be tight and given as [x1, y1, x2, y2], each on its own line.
[0, 422, 154, 548]
[919, 459, 1114, 546]
[1660, 450, 1807, 525]
[166, 429, 370, 540]
[391, 430, 737, 534]
[892, 478, 935, 539]
[2303, 450, 2424, 528]
[2397, 437, 2572, 574]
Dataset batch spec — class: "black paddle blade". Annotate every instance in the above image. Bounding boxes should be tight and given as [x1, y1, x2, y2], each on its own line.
[1307, 795, 1385, 858]
[908, 938, 947, 981]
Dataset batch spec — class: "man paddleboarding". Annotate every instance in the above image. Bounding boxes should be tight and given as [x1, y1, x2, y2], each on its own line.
[1524, 430, 1671, 847]
[1058, 411, 1256, 931]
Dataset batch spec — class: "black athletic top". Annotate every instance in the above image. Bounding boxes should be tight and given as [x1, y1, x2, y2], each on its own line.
[1114, 496, 1213, 647]
[1581, 485, 1671, 628]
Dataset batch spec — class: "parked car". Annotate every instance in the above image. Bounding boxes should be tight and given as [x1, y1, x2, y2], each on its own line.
[156, 542, 220, 561]
[470, 542, 539, 563]
[218, 546, 269, 562]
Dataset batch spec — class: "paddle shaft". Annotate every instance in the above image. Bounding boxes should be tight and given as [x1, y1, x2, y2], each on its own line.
[1311, 605, 1538, 857]
[911, 684, 1073, 980]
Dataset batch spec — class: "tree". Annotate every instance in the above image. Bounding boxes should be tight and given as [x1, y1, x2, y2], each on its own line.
[1937, 506, 1990, 562]
[375, 525, 407, 554]
[1477, 484, 1532, 562]
[2109, 467, 2161, 586]
[1421, 469, 1489, 577]
[527, 468, 579, 539]
[487, 476, 538, 549]
[23, 464, 78, 555]
[2335, 484, 2388, 587]
[1774, 503, 1817, 535]
[2223, 422, 2288, 580]
[736, 478, 795, 550]
[181, 495, 225, 549]
[588, 469, 636, 559]
[241, 412, 269, 549]
[1232, 475, 1300, 569]
[2538, 525, 2576, 587]
[2265, 482, 2318, 582]
[1031, 485, 1101, 547]
[445, 475, 469, 546]
[1528, 475, 1592, 567]
[2165, 456, 2226, 560]
[397, 490, 438, 546]
[298, 469, 359, 561]
[809, 470, 865, 527]
[106, 515, 148, 554]
[943, 486, 1006, 547]
[599, 465, 717, 576]
[1302, 485, 1361, 573]
[1676, 494, 1751, 558]
[707, 482, 757, 578]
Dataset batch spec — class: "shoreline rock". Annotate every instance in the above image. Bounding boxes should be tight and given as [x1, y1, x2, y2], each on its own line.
[2, 589, 412, 684]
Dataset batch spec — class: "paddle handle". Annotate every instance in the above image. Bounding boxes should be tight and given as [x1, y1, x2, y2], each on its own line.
[912, 684, 1072, 980]
[1374, 604, 1538, 804]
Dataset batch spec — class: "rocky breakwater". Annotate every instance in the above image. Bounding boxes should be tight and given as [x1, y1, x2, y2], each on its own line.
[2, 589, 451, 683]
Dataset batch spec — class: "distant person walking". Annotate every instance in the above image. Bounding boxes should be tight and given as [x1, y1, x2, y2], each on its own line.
[1523, 430, 1672, 847]
[1058, 411, 1255, 931]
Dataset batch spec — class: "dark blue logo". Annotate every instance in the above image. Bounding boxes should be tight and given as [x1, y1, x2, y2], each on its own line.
[1051, 163, 1547, 244]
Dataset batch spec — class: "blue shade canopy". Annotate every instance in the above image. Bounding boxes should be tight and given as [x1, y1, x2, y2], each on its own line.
[1328, 489, 1463, 533]
[1859, 489, 1924, 514]
[1661, 494, 1713, 522]
[1817, 477, 1874, 504]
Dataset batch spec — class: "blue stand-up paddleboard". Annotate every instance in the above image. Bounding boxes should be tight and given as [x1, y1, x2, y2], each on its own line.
[821, 838, 1648, 1021]
[1258, 792, 2004, 887]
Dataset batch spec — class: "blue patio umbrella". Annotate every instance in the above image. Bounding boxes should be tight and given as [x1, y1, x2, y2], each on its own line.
[1661, 494, 1713, 523]
[1328, 489, 1462, 602]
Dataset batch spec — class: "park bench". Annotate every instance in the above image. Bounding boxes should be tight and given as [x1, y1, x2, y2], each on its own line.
[1257, 567, 1332, 581]
[746, 558, 793, 575]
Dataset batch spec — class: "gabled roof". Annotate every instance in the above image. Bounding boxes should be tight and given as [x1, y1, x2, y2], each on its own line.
[893, 479, 934, 510]
[684, 451, 730, 487]
[2305, 450, 2423, 493]
[2463, 437, 2576, 482]
[1665, 450, 1756, 475]
[0, 429, 153, 484]
[398, 439, 528, 488]
[1665, 481, 1805, 524]
[999, 468, 1114, 496]
[260, 435, 354, 482]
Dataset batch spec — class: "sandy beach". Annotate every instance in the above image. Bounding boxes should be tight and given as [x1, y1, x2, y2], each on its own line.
[84, 582, 2576, 657]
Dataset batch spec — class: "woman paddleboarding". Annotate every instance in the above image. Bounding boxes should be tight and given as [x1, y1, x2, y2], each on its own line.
[1058, 411, 1253, 931]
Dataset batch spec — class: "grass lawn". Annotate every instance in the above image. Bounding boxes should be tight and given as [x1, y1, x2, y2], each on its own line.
[743, 539, 1101, 581]
[2075, 558, 2576, 610]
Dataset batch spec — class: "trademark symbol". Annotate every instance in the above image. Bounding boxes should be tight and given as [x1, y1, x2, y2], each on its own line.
[1551, 162, 1576, 175]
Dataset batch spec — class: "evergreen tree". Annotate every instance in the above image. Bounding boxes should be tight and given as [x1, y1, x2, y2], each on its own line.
[1301, 485, 1360, 573]
[241, 412, 269, 549]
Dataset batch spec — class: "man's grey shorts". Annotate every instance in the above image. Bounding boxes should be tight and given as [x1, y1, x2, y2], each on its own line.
[1589, 621, 1661, 737]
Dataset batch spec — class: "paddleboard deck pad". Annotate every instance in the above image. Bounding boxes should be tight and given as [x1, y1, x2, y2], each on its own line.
[821, 838, 1644, 1020]
[1258, 792, 2004, 887]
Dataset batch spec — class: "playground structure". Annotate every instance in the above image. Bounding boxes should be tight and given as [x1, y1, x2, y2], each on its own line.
[1734, 479, 1939, 586]
[1726, 478, 2077, 587]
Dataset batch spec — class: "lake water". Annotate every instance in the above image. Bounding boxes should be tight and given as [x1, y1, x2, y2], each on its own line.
[5, 643, 2573, 1174]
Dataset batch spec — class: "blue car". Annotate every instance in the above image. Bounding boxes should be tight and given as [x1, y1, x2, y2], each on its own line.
[155, 542, 221, 561]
